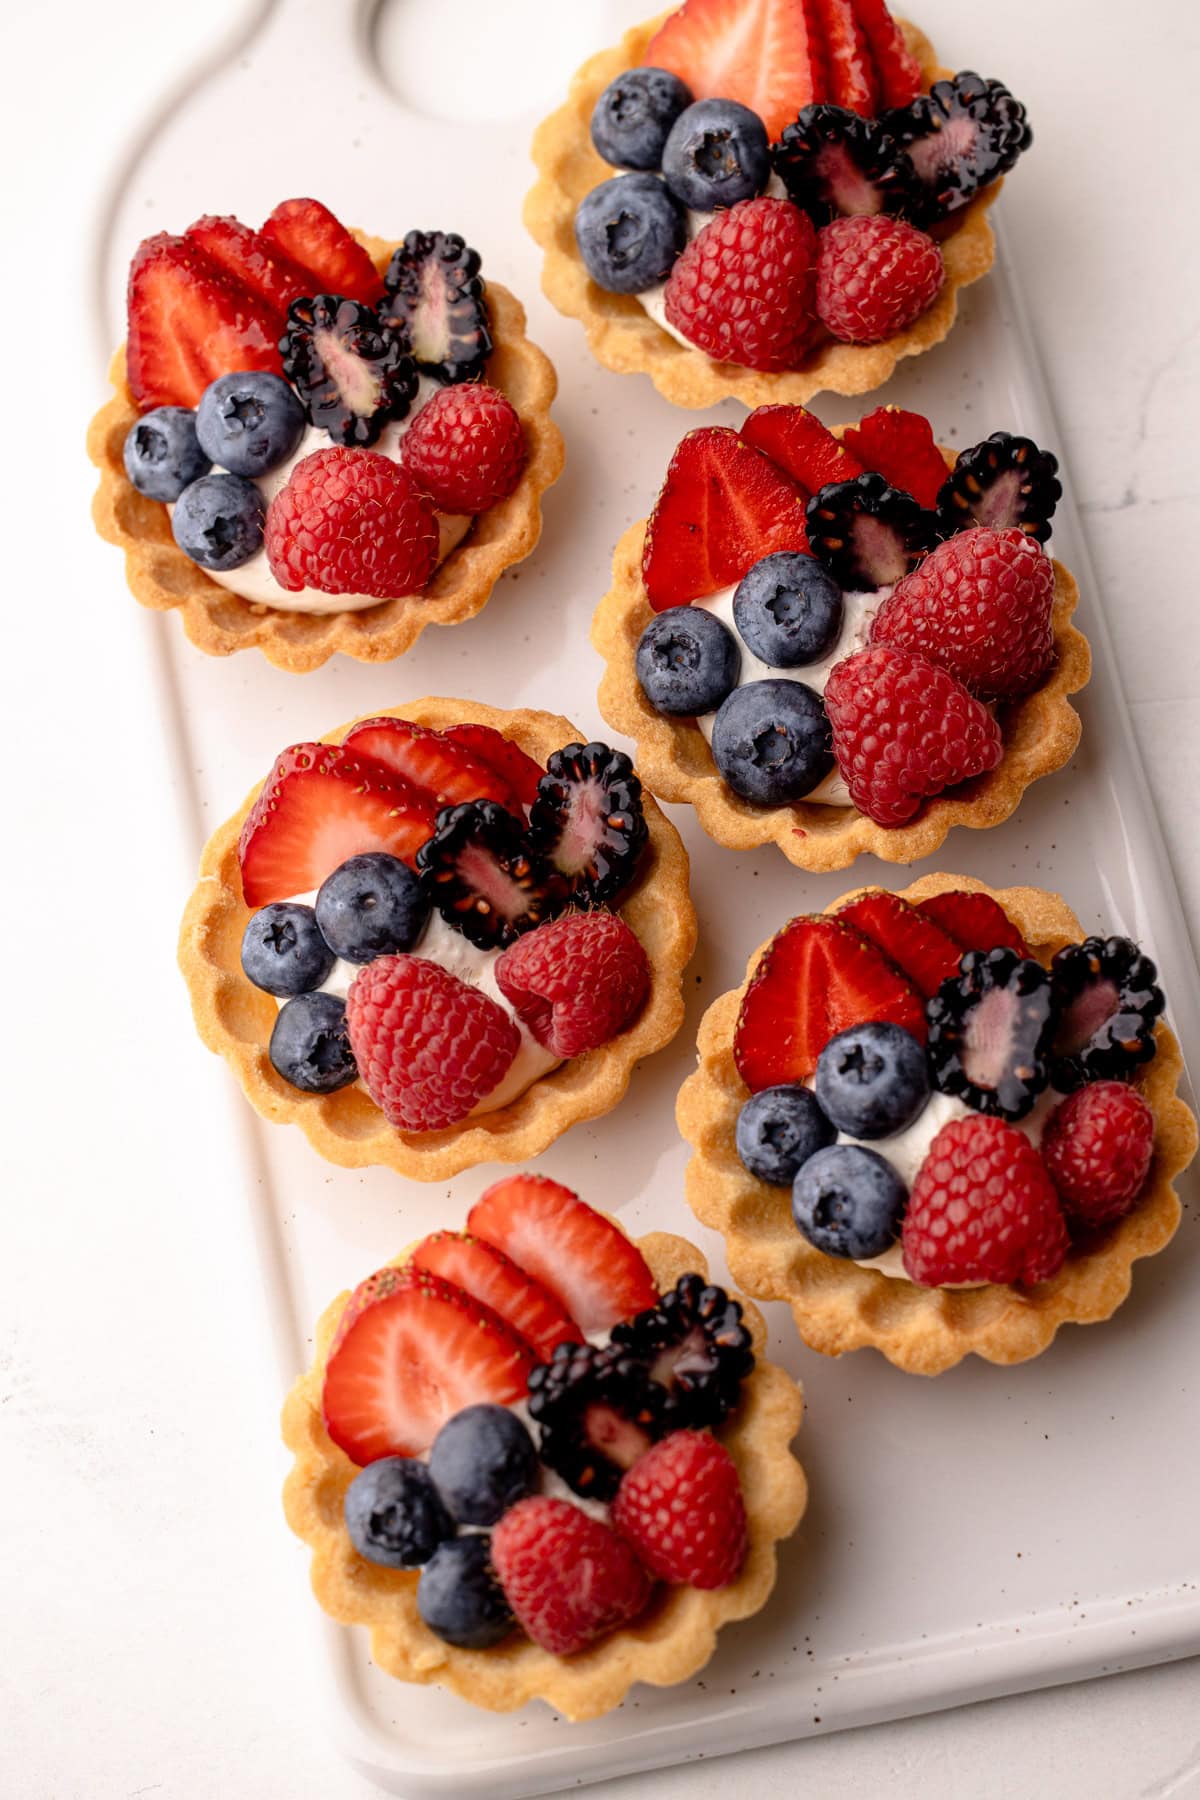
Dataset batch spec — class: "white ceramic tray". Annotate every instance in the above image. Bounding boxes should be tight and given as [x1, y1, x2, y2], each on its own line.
[93, 2, 1200, 1792]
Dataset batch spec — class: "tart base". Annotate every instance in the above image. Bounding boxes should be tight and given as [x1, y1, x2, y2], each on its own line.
[676, 873, 1198, 1375]
[282, 1229, 806, 1721]
[179, 698, 697, 1182]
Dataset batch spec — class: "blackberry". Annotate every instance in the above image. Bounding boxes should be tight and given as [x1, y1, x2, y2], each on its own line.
[806, 472, 937, 591]
[526, 1340, 668, 1501]
[936, 432, 1062, 545]
[610, 1275, 755, 1429]
[771, 105, 919, 227]
[379, 231, 492, 384]
[1047, 936, 1165, 1092]
[529, 742, 649, 907]
[415, 800, 567, 950]
[927, 947, 1054, 1121]
[882, 72, 1032, 224]
[280, 294, 418, 447]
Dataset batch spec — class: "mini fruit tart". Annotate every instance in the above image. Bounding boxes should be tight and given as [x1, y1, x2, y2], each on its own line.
[594, 405, 1090, 871]
[677, 874, 1198, 1374]
[283, 1175, 806, 1719]
[89, 198, 563, 670]
[527, 0, 1028, 408]
[179, 699, 696, 1181]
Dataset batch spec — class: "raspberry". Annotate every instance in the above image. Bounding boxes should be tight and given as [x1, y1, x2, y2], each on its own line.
[494, 911, 650, 1057]
[491, 1495, 652, 1655]
[1041, 1082, 1156, 1228]
[402, 383, 527, 514]
[901, 1114, 1069, 1288]
[664, 197, 819, 373]
[871, 527, 1056, 700]
[344, 954, 519, 1131]
[611, 1431, 748, 1590]
[824, 645, 1004, 827]
[815, 215, 944, 344]
[264, 446, 439, 599]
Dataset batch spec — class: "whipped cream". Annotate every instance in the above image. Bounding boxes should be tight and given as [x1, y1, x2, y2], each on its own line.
[637, 173, 790, 347]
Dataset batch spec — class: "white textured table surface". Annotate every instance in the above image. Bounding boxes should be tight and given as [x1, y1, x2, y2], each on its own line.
[5, 1, 1199, 1795]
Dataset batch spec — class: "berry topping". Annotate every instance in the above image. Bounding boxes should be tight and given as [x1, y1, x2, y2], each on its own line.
[344, 1458, 453, 1570]
[417, 1535, 514, 1650]
[805, 471, 935, 589]
[241, 901, 335, 996]
[636, 607, 741, 716]
[415, 801, 566, 950]
[927, 947, 1055, 1121]
[494, 911, 651, 1058]
[123, 406, 211, 502]
[428, 1404, 538, 1527]
[937, 431, 1062, 544]
[841, 406, 950, 511]
[823, 645, 1004, 826]
[740, 403, 863, 496]
[343, 716, 517, 811]
[850, 0, 922, 108]
[380, 231, 492, 384]
[814, 1020, 930, 1138]
[574, 173, 688, 296]
[526, 1340, 667, 1500]
[409, 1232, 583, 1361]
[883, 72, 1032, 224]
[815, 214, 944, 344]
[440, 724, 545, 809]
[1042, 1083, 1157, 1229]
[733, 551, 843, 667]
[171, 472, 265, 571]
[185, 214, 313, 324]
[915, 889, 1031, 959]
[125, 232, 281, 411]
[529, 741, 649, 906]
[314, 852, 429, 962]
[280, 294, 417, 448]
[609, 1274, 756, 1429]
[661, 98, 770, 210]
[710, 679, 834, 804]
[264, 446, 439, 598]
[643, 0, 822, 142]
[902, 1115, 1068, 1288]
[736, 1084, 836, 1185]
[492, 1496, 652, 1656]
[792, 1143, 907, 1259]
[260, 197, 385, 306]
[772, 105, 916, 224]
[269, 991, 357, 1094]
[467, 1175, 659, 1334]
[612, 1431, 748, 1589]
[735, 913, 926, 1091]
[1047, 937, 1165, 1092]
[664, 197, 818, 373]
[195, 370, 306, 477]
[835, 889, 963, 999]
[401, 382, 527, 514]
[816, 0, 877, 112]
[590, 66, 694, 170]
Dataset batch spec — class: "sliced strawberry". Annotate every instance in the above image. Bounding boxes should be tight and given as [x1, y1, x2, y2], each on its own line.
[467, 1176, 658, 1336]
[741, 405, 864, 498]
[186, 214, 314, 327]
[643, 0, 826, 142]
[815, 0, 876, 113]
[237, 742, 437, 907]
[850, 0, 923, 108]
[343, 717, 517, 811]
[260, 197, 385, 306]
[322, 1265, 536, 1465]
[734, 914, 926, 1091]
[836, 889, 963, 998]
[409, 1231, 583, 1361]
[442, 724, 545, 809]
[642, 427, 812, 610]
[841, 407, 949, 509]
[916, 890, 1032, 959]
[125, 233, 282, 411]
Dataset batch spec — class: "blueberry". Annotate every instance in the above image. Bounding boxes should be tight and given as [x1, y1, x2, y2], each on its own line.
[710, 679, 834, 804]
[814, 1022, 930, 1139]
[733, 553, 844, 668]
[736, 1085, 836, 1186]
[315, 853, 429, 964]
[792, 1144, 907, 1260]
[171, 472, 265, 570]
[417, 1535, 514, 1649]
[241, 902, 335, 997]
[636, 607, 740, 715]
[661, 98, 770, 211]
[590, 67, 693, 170]
[344, 1458, 454, 1569]
[123, 406, 211, 502]
[195, 371, 306, 477]
[575, 172, 687, 294]
[429, 1404, 538, 1526]
[268, 991, 357, 1093]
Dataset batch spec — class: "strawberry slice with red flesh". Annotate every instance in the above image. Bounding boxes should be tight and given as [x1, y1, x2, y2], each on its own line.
[409, 1231, 583, 1361]
[467, 1175, 659, 1336]
[850, 0, 923, 107]
[915, 890, 1032, 959]
[125, 233, 282, 411]
[642, 427, 813, 610]
[734, 914, 926, 1091]
[836, 889, 963, 999]
[644, 0, 826, 142]
[442, 724, 545, 809]
[815, 0, 877, 113]
[322, 1265, 537, 1465]
[237, 742, 437, 907]
[260, 197, 385, 306]
[343, 717, 517, 812]
[841, 407, 949, 510]
[740, 405, 864, 499]
[186, 214, 315, 328]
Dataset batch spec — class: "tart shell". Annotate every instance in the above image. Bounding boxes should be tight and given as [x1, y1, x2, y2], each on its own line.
[282, 1227, 806, 1721]
[524, 14, 998, 410]
[88, 235, 564, 671]
[676, 873, 1198, 1375]
[179, 698, 697, 1182]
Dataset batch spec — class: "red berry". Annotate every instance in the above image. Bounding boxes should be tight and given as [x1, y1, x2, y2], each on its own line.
[852, 0, 924, 107]
[612, 1431, 748, 1589]
[643, 0, 824, 142]
[841, 406, 950, 510]
[815, 215, 944, 344]
[185, 214, 312, 330]
[125, 232, 282, 411]
[817, 0, 877, 113]
[494, 911, 650, 1058]
[491, 1496, 652, 1655]
[902, 1114, 1069, 1288]
[344, 954, 520, 1131]
[915, 889, 1031, 960]
[740, 403, 863, 496]
[441, 723, 545, 809]
[259, 196, 385, 306]
[664, 198, 819, 373]
[344, 715, 515, 810]
[264, 447, 439, 599]
[408, 1231, 582, 1360]
[1041, 1082, 1156, 1228]
[871, 526, 1056, 700]
[824, 645, 1004, 827]
[835, 889, 963, 998]
[402, 383, 527, 514]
